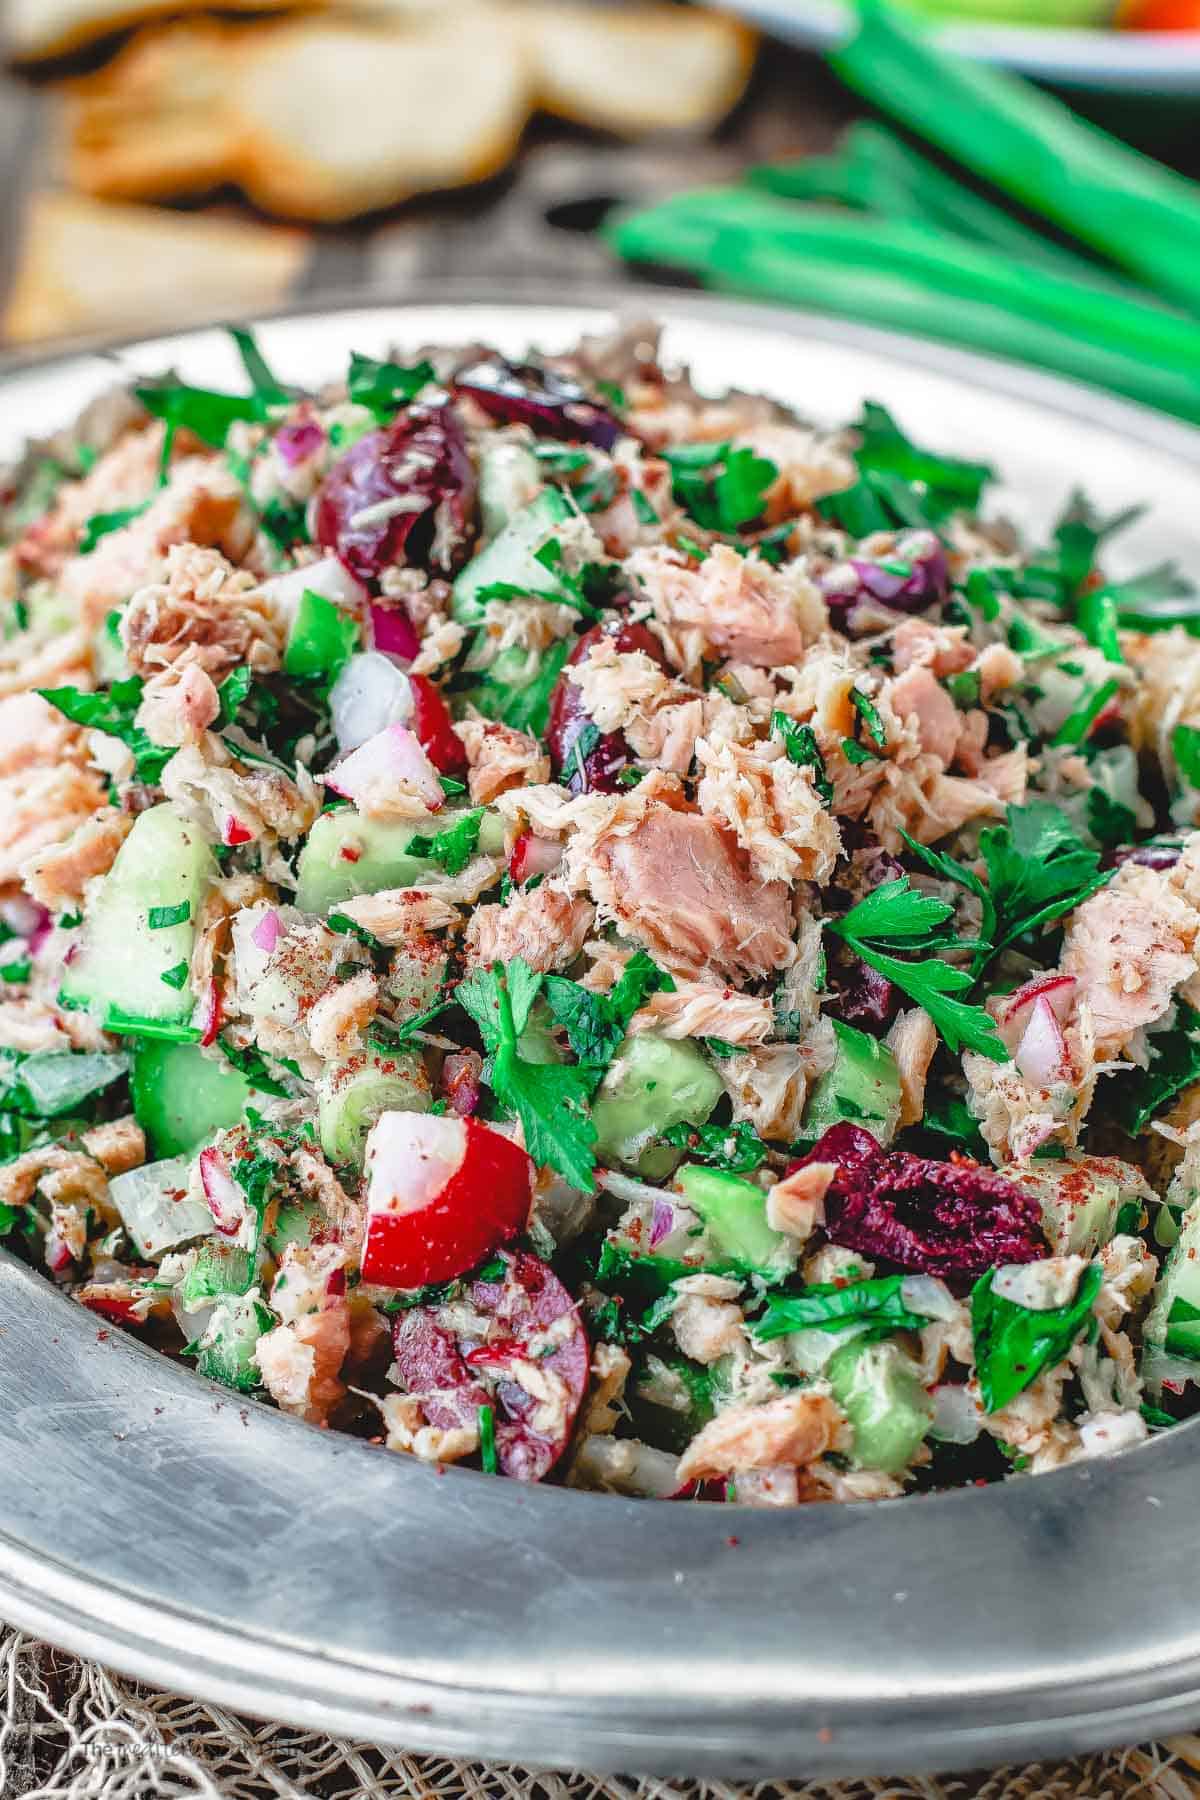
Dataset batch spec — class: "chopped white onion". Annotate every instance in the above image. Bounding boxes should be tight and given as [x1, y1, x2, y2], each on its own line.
[329, 651, 414, 753]
[325, 723, 443, 813]
[262, 554, 368, 625]
[899, 1274, 959, 1323]
[1015, 995, 1069, 1086]
[929, 1383, 983, 1445]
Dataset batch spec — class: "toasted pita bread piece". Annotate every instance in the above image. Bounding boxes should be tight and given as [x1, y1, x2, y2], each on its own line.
[4, 192, 308, 345]
[64, 22, 241, 204]
[520, 3, 756, 135]
[232, 14, 532, 221]
[6, 0, 301, 62]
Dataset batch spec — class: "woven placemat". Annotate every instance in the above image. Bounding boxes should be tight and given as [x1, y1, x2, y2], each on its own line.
[4, 1628, 1200, 1800]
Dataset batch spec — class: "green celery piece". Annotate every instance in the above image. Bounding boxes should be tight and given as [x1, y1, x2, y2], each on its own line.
[747, 122, 1142, 299]
[828, 2, 1200, 312]
[607, 203, 1200, 429]
[609, 193, 1200, 378]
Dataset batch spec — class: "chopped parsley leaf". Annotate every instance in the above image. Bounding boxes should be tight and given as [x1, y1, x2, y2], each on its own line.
[148, 902, 190, 930]
[405, 808, 485, 877]
[972, 1262, 1102, 1413]
[772, 711, 832, 807]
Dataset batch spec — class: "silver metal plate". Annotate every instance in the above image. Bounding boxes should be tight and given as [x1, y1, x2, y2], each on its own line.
[724, 0, 1200, 94]
[2, 289, 1200, 1779]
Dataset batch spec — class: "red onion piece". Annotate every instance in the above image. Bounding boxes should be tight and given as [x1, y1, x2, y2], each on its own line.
[251, 909, 281, 954]
[368, 601, 419, 660]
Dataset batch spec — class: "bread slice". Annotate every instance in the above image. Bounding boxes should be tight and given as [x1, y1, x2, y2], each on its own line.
[4, 192, 308, 344]
[520, 3, 756, 135]
[64, 22, 241, 204]
[232, 13, 531, 221]
[6, 0, 302, 62]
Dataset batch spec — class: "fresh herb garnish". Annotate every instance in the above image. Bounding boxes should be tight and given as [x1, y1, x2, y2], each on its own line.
[828, 877, 1008, 1062]
[79, 503, 150, 555]
[38, 678, 174, 786]
[1113, 1007, 1200, 1136]
[543, 951, 675, 1075]
[661, 441, 777, 533]
[405, 808, 484, 877]
[159, 961, 190, 990]
[1085, 787, 1135, 849]
[972, 1262, 1102, 1413]
[753, 1274, 934, 1341]
[849, 685, 888, 748]
[772, 710, 832, 807]
[457, 959, 598, 1190]
[478, 1402, 499, 1475]
[661, 1118, 767, 1173]
[348, 352, 436, 419]
[902, 801, 1113, 981]
[217, 1036, 293, 1098]
[148, 902, 190, 930]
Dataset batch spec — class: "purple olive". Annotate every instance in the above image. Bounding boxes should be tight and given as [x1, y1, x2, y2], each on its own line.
[546, 621, 669, 795]
[453, 358, 623, 450]
[315, 403, 476, 584]
[391, 1250, 589, 1482]
[790, 1123, 1045, 1279]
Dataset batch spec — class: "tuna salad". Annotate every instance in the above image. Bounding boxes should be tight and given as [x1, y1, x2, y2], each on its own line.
[1, 320, 1198, 1505]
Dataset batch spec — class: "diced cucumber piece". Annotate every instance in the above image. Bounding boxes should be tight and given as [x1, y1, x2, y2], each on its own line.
[59, 804, 214, 1027]
[295, 807, 505, 913]
[196, 1291, 274, 1393]
[283, 588, 359, 682]
[9, 1050, 128, 1118]
[109, 1156, 212, 1258]
[131, 1039, 253, 1158]
[452, 488, 573, 626]
[479, 440, 542, 540]
[318, 1049, 431, 1168]
[591, 1032, 724, 1179]
[265, 1196, 326, 1260]
[800, 1020, 902, 1146]
[180, 1240, 255, 1307]
[1146, 1196, 1200, 1369]
[1006, 1154, 1137, 1256]
[467, 639, 571, 740]
[827, 1338, 933, 1476]
[674, 1164, 792, 1274]
[386, 950, 448, 1017]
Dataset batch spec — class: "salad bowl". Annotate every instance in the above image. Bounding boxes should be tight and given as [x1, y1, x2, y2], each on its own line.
[2, 288, 1200, 1778]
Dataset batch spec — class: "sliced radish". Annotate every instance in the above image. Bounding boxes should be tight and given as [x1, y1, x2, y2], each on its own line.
[362, 1111, 534, 1287]
[199, 1147, 246, 1239]
[251, 908, 281, 953]
[1015, 995, 1072, 1087]
[325, 723, 444, 815]
[508, 830, 563, 886]
[194, 977, 222, 1047]
[407, 674, 468, 777]
[996, 974, 1076, 1052]
[222, 814, 254, 848]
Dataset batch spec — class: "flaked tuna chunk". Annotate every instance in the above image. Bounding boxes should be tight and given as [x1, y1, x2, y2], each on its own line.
[465, 881, 596, 975]
[588, 801, 794, 982]
[1062, 864, 1200, 1055]
[626, 543, 825, 674]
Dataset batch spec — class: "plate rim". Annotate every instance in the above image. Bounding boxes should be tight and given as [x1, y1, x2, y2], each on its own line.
[3, 284, 1200, 1780]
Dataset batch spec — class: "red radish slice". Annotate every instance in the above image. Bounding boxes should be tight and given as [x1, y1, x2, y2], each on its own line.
[199, 1147, 245, 1239]
[325, 723, 444, 814]
[407, 674, 468, 777]
[997, 974, 1076, 1052]
[508, 830, 563, 886]
[362, 1112, 534, 1287]
[195, 978, 222, 1047]
[390, 1250, 589, 1482]
[251, 909, 281, 953]
[222, 814, 254, 848]
[1014, 995, 1071, 1086]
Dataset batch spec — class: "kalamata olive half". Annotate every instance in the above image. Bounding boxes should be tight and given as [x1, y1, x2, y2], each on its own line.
[453, 358, 624, 450]
[391, 1250, 590, 1481]
[315, 403, 476, 583]
[546, 620, 669, 795]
